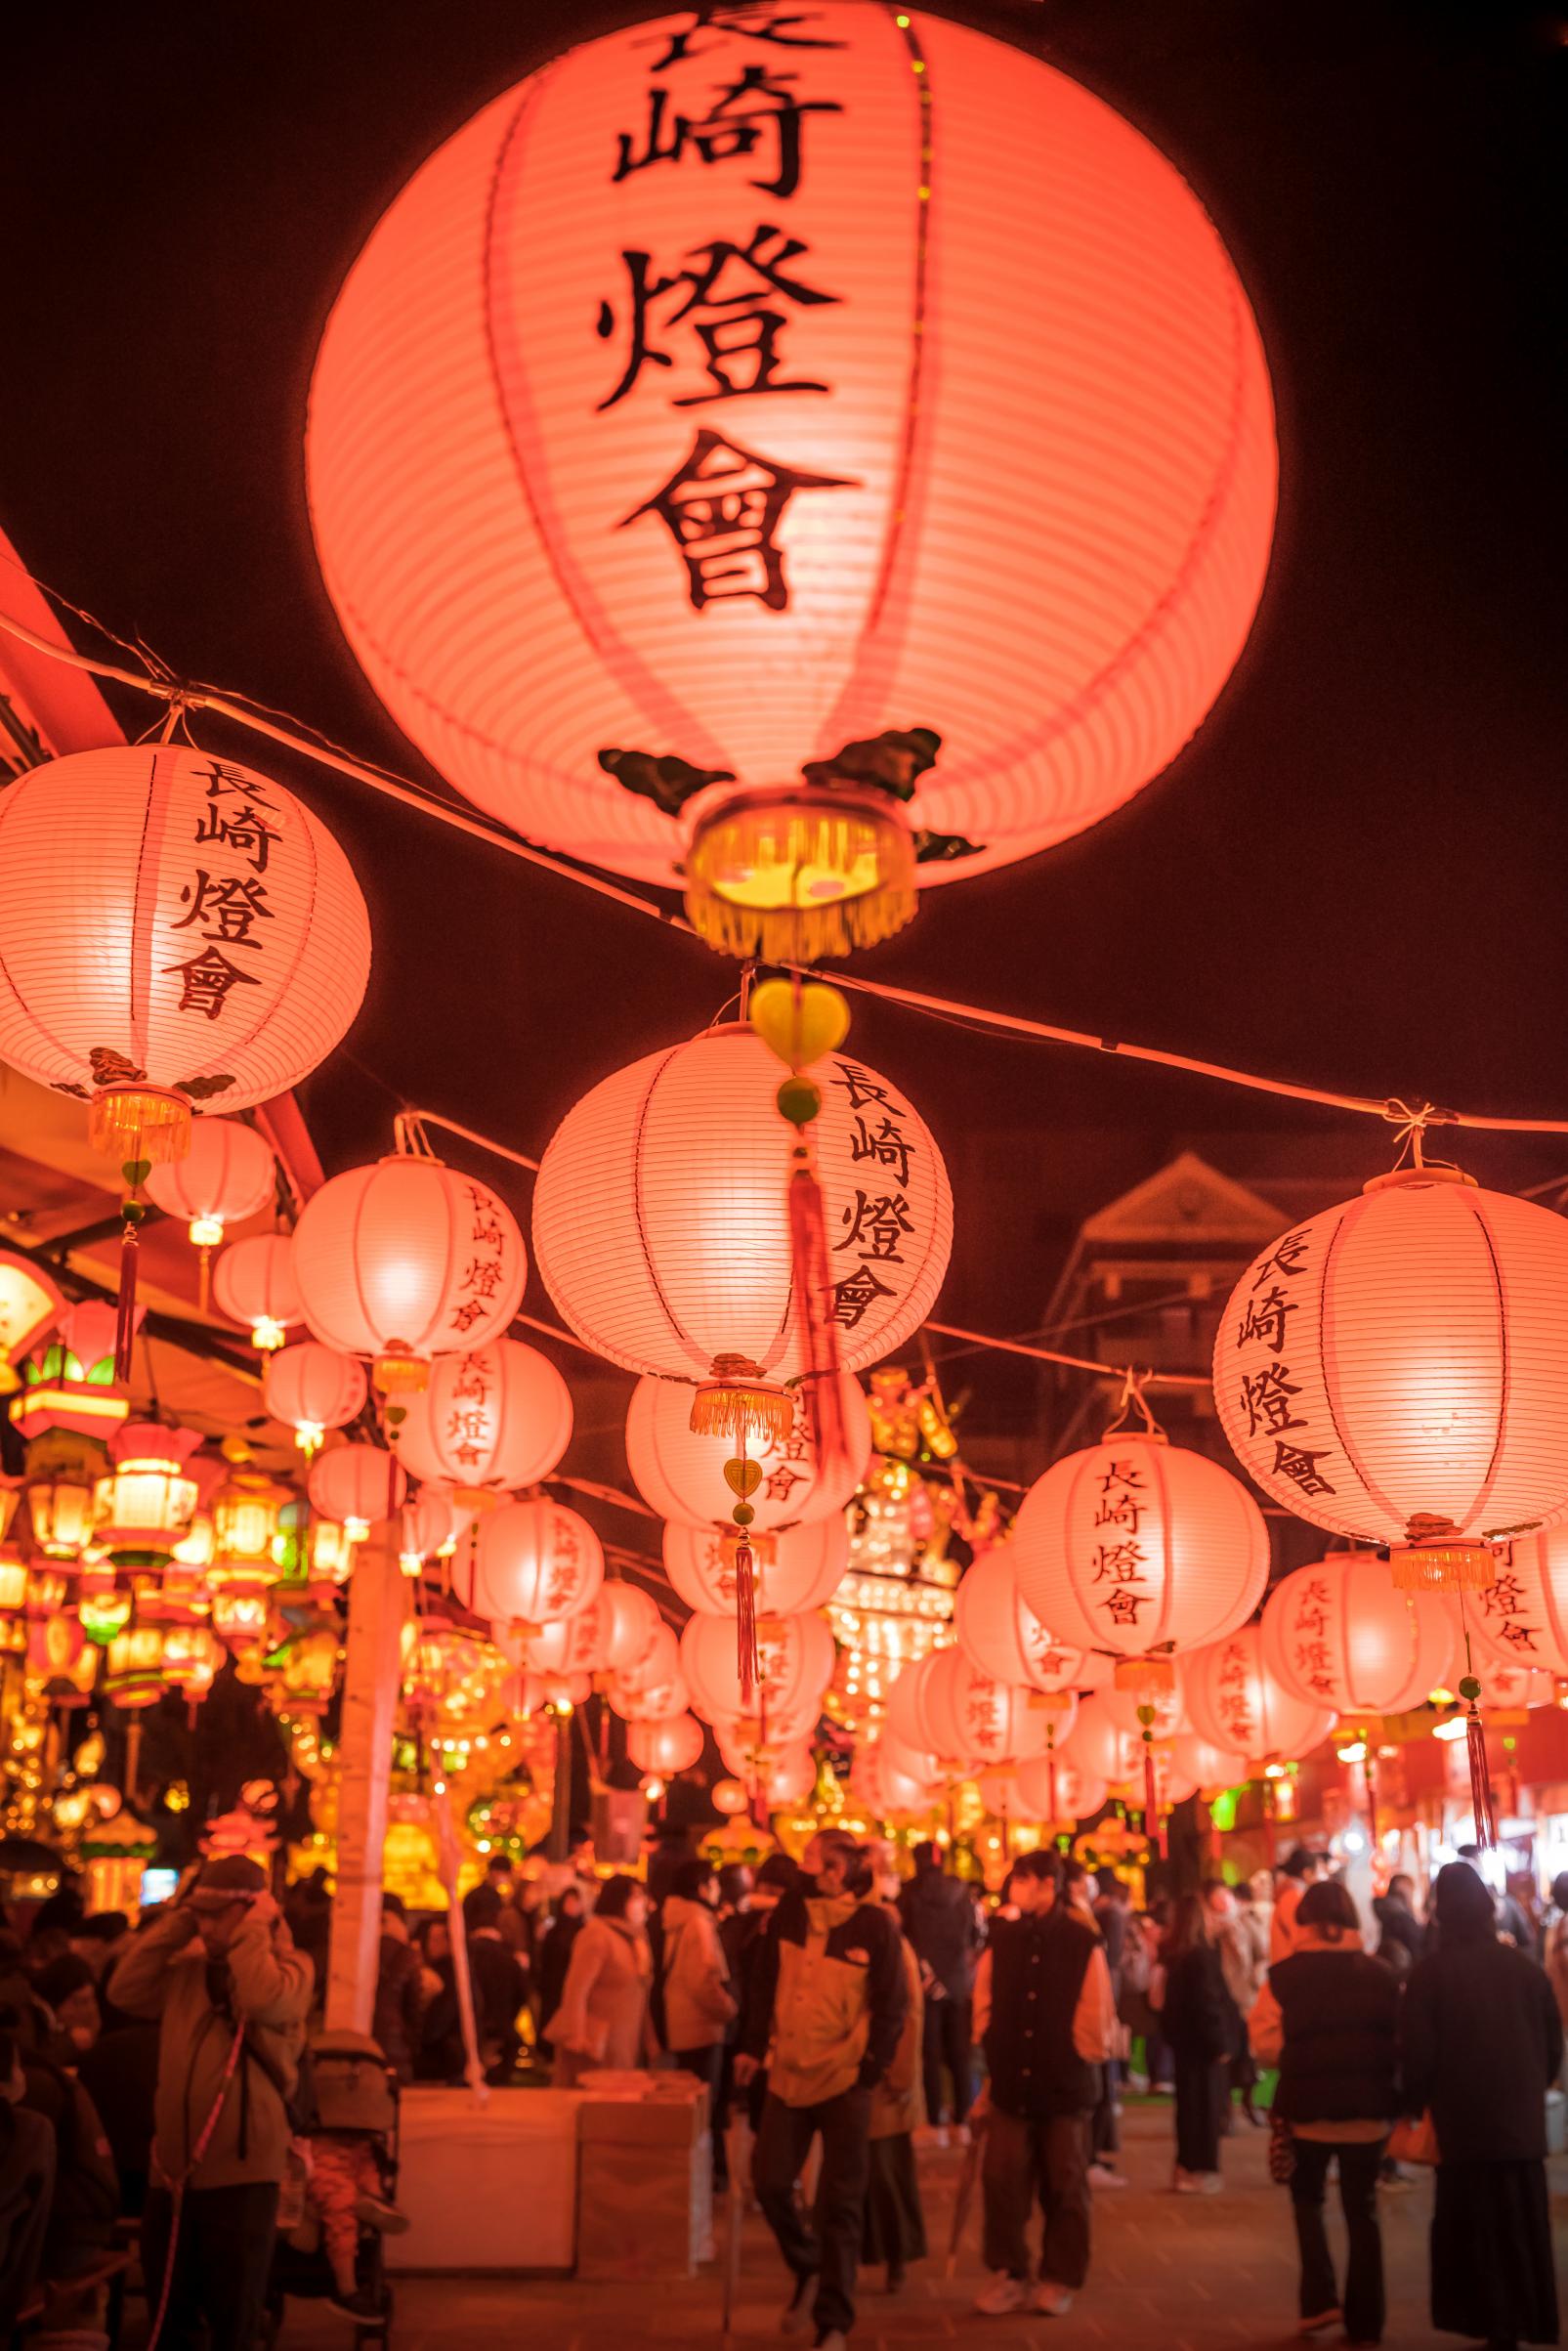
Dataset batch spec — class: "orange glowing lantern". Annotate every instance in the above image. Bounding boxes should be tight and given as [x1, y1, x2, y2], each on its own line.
[0, 1253, 62, 1393]
[711, 1777, 749, 1817]
[308, 1443, 406, 1541]
[214, 1235, 303, 1351]
[389, 1339, 571, 1489]
[263, 1340, 367, 1455]
[1013, 1432, 1268, 1693]
[627, 1713, 704, 1777]
[626, 1370, 870, 1531]
[12, 1304, 131, 1441]
[105, 1621, 167, 1710]
[607, 1622, 689, 1724]
[1013, 1752, 1109, 1825]
[721, 1737, 818, 1809]
[1172, 1732, 1249, 1793]
[462, 1496, 604, 1631]
[1464, 1527, 1568, 1675]
[308, 6, 1275, 960]
[1060, 1691, 1145, 1790]
[522, 1581, 663, 1680]
[850, 1738, 940, 1817]
[1260, 1555, 1456, 1716]
[162, 1621, 224, 1700]
[146, 1117, 275, 1289]
[1181, 1624, 1336, 1768]
[397, 1493, 458, 1578]
[681, 1607, 833, 1738]
[886, 1645, 1059, 1772]
[663, 1517, 848, 1619]
[92, 1422, 202, 1564]
[1215, 1171, 1568, 1589]
[954, 1547, 1094, 1696]
[1100, 1676, 1188, 1741]
[0, 747, 369, 1162]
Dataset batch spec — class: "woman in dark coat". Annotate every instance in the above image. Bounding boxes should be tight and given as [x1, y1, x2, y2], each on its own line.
[1401, 1860, 1564, 2349]
[1156, 1892, 1242, 2193]
[533, 1887, 585, 2062]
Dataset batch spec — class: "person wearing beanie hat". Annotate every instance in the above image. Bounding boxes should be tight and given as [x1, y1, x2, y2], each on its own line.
[109, 1854, 313, 2350]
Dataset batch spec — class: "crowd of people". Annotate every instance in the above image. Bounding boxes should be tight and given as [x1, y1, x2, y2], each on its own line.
[0, 1839, 1564, 2351]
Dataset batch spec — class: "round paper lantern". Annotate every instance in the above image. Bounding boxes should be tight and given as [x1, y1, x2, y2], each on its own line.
[1172, 1732, 1249, 1792]
[1466, 1529, 1568, 1676]
[146, 1118, 275, 1247]
[606, 1621, 686, 1720]
[954, 1548, 1093, 1695]
[397, 1492, 458, 1573]
[680, 1607, 833, 1735]
[663, 1517, 847, 1619]
[0, 1252, 63, 1389]
[525, 1581, 663, 1679]
[1061, 1691, 1144, 1790]
[291, 1158, 528, 1393]
[627, 1370, 870, 1531]
[0, 747, 369, 1160]
[308, 5, 1275, 960]
[388, 1338, 572, 1492]
[214, 1234, 303, 1350]
[534, 1027, 950, 1420]
[851, 1739, 940, 1817]
[885, 1645, 1057, 1771]
[1013, 1753, 1109, 1825]
[263, 1341, 367, 1453]
[1100, 1676, 1189, 1742]
[711, 1777, 749, 1817]
[1260, 1555, 1456, 1717]
[1013, 1434, 1269, 1686]
[308, 1442, 407, 1539]
[463, 1496, 605, 1629]
[1215, 1172, 1568, 1580]
[627, 1713, 704, 1777]
[1482, 1663, 1557, 1710]
[1181, 1624, 1336, 1767]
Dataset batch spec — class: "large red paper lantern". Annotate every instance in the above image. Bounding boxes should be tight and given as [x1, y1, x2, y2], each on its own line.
[214, 1234, 304, 1350]
[308, 1442, 407, 1539]
[308, 6, 1274, 959]
[954, 1547, 1093, 1696]
[885, 1645, 1058, 1771]
[533, 1027, 950, 1405]
[627, 1713, 704, 1777]
[389, 1339, 572, 1492]
[626, 1368, 870, 1530]
[1181, 1624, 1336, 1767]
[463, 1495, 605, 1629]
[146, 1118, 275, 1247]
[263, 1341, 367, 1453]
[663, 1517, 847, 1619]
[291, 1158, 528, 1393]
[1215, 1171, 1568, 1578]
[1013, 1434, 1269, 1688]
[1466, 1529, 1568, 1676]
[1260, 1555, 1456, 1717]
[681, 1606, 833, 1736]
[0, 747, 369, 1161]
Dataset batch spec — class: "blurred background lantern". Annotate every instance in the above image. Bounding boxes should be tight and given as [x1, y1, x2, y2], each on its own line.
[1013, 1431, 1269, 1691]
[626, 1370, 870, 1531]
[104, 1622, 167, 1711]
[24, 1433, 102, 1561]
[626, 1713, 703, 1778]
[0, 1252, 61, 1393]
[1013, 1753, 1109, 1826]
[1215, 1171, 1568, 1587]
[1260, 1555, 1456, 1716]
[263, 1341, 367, 1457]
[1464, 1528, 1568, 1676]
[0, 747, 369, 1162]
[389, 1338, 570, 1489]
[954, 1546, 1094, 1695]
[1100, 1675, 1188, 1741]
[307, 1442, 406, 1542]
[663, 1517, 848, 1620]
[214, 1234, 303, 1351]
[681, 1607, 833, 1739]
[885, 1645, 1056, 1772]
[521, 1581, 663, 1682]
[1181, 1624, 1337, 1768]
[146, 1117, 276, 1304]
[711, 1777, 749, 1818]
[722, 1740, 818, 1810]
[1059, 1691, 1145, 1791]
[850, 1738, 940, 1818]
[308, 5, 1274, 959]
[396, 1493, 458, 1581]
[91, 1422, 201, 1564]
[1171, 1731, 1250, 1793]
[461, 1496, 604, 1631]
[12, 1304, 130, 1441]
[605, 1622, 689, 1724]
[291, 1157, 528, 1393]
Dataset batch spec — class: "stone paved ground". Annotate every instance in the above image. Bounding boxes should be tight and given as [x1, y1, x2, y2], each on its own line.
[274, 2100, 1568, 2351]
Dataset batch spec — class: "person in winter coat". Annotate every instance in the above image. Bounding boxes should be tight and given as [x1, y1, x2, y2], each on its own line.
[898, 1840, 982, 2137]
[371, 1893, 425, 2083]
[1156, 1892, 1241, 2193]
[737, 1836, 907, 2350]
[1545, 1869, 1568, 2052]
[970, 1848, 1117, 2320]
[1250, 1878, 1399, 2344]
[1270, 1849, 1327, 1963]
[1207, 1881, 1267, 2129]
[1401, 1860, 1563, 2349]
[108, 1856, 314, 2351]
[862, 1897, 926, 2293]
[532, 1886, 585, 2064]
[660, 1859, 739, 2188]
[1371, 1875, 1425, 1981]
[0, 2025, 55, 2339]
[547, 1876, 658, 2084]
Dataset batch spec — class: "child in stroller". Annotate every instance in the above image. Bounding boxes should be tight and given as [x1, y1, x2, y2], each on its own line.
[268, 2030, 406, 2338]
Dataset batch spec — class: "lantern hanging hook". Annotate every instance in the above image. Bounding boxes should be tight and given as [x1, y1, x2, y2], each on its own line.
[1104, 1366, 1161, 1440]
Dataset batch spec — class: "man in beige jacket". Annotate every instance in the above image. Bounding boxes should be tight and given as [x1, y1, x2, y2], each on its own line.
[109, 1855, 314, 2351]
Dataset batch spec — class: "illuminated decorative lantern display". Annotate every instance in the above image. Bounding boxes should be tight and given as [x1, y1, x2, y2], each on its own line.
[626, 1370, 870, 1531]
[146, 1117, 275, 1250]
[849, 1739, 936, 1818]
[0, 747, 369, 1161]
[291, 1157, 528, 1393]
[309, 6, 1274, 959]
[389, 1339, 571, 1489]
[681, 1607, 833, 1737]
[104, 1622, 168, 1710]
[463, 1496, 605, 1631]
[1465, 1528, 1568, 1676]
[0, 1253, 61, 1392]
[534, 1028, 950, 1423]
[1013, 1753, 1109, 1825]
[1261, 1555, 1456, 1717]
[663, 1517, 847, 1620]
[723, 1740, 817, 1809]
[1181, 1624, 1337, 1767]
[92, 1422, 202, 1562]
[1013, 1432, 1269, 1690]
[711, 1777, 749, 1817]
[1215, 1171, 1568, 1588]
[263, 1341, 367, 1455]
[308, 1443, 407, 1541]
[627, 1713, 704, 1777]
[12, 1304, 130, 1441]
[214, 1235, 304, 1351]
[886, 1645, 1057, 1771]
[954, 1547, 1093, 1696]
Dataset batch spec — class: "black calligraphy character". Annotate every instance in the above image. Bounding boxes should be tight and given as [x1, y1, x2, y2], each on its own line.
[1089, 1542, 1147, 1585]
[848, 1114, 912, 1189]
[623, 428, 853, 612]
[828, 1263, 898, 1331]
[161, 945, 262, 1021]
[171, 871, 275, 951]
[1250, 1230, 1311, 1291]
[833, 1064, 903, 1116]
[614, 66, 841, 200]
[1101, 1589, 1146, 1627]
[763, 1462, 806, 1504]
[1481, 1570, 1526, 1621]
[835, 1190, 914, 1262]
[191, 763, 282, 876]
[638, 9, 844, 69]
[597, 223, 838, 409]
[1236, 1282, 1297, 1356]
[1239, 1363, 1306, 1438]
[1272, 1439, 1337, 1498]
[1497, 1619, 1541, 1652]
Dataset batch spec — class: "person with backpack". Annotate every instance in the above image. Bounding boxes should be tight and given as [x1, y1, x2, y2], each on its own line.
[109, 1857, 314, 2351]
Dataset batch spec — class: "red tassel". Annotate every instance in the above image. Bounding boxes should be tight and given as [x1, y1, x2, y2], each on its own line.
[735, 1537, 758, 1711]
[1143, 1743, 1163, 1861]
[114, 1218, 140, 1383]
[787, 1144, 848, 1481]
[1048, 1749, 1059, 1827]
[1466, 1705, 1498, 1850]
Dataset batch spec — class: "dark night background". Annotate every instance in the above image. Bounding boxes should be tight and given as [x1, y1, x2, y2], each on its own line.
[4, 0, 1566, 1478]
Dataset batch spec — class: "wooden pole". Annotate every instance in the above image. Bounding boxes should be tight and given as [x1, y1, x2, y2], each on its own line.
[548, 1708, 572, 1863]
[325, 1526, 404, 2031]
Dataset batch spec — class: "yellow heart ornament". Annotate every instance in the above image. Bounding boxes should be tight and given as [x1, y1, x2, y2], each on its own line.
[748, 977, 850, 1073]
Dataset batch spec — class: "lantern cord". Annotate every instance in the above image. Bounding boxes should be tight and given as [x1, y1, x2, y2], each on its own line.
[395, 1109, 539, 1173]
[922, 1318, 1208, 1391]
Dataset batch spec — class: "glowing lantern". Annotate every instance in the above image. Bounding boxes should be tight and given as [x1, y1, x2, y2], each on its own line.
[607, 1620, 689, 1723]
[146, 1118, 275, 1294]
[397, 1493, 459, 1578]
[724, 1740, 818, 1809]
[1172, 1732, 1249, 1792]
[1013, 1753, 1108, 1825]
[1181, 1625, 1336, 1767]
[389, 1339, 571, 1489]
[12, 1304, 130, 1441]
[524, 1582, 663, 1680]
[1215, 1171, 1568, 1589]
[462, 1496, 605, 1630]
[0, 747, 369, 1162]
[885, 1645, 1059, 1771]
[954, 1549, 1093, 1696]
[664, 1517, 848, 1619]
[215, 1235, 303, 1351]
[711, 1777, 749, 1817]
[627, 1713, 704, 1777]
[1465, 1529, 1568, 1676]
[533, 1027, 951, 1424]
[850, 1738, 939, 1817]
[92, 1423, 202, 1564]
[626, 1371, 870, 1531]
[1260, 1556, 1456, 1717]
[1013, 1432, 1269, 1691]
[105, 1622, 167, 1710]
[29, 1611, 89, 1687]
[263, 1341, 367, 1455]
[163, 1622, 224, 1699]
[1061, 1692, 1144, 1790]
[0, 1253, 61, 1392]
[25, 1438, 102, 1560]
[212, 1460, 289, 1566]
[77, 1574, 133, 1646]
[1100, 1676, 1188, 1741]
[308, 5, 1275, 960]
[275, 1624, 343, 1715]
[308, 1443, 406, 1541]
[681, 1607, 833, 1738]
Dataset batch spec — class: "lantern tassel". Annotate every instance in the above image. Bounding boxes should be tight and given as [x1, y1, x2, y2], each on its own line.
[735, 1537, 759, 1711]
[787, 1142, 849, 1482]
[114, 1213, 141, 1384]
[1466, 1702, 1498, 1850]
[1143, 1742, 1163, 1862]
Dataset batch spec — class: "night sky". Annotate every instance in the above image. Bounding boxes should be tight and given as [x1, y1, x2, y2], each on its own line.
[5, 0, 1566, 1463]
